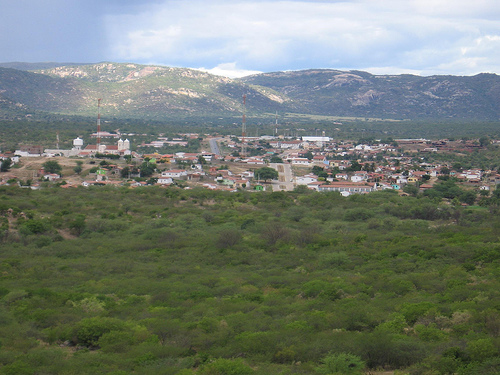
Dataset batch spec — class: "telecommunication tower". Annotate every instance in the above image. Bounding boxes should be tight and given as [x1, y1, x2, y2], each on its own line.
[241, 94, 247, 157]
[96, 98, 102, 152]
[275, 111, 278, 137]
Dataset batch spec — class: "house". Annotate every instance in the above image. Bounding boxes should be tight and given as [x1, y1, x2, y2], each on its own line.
[351, 172, 368, 183]
[306, 181, 324, 191]
[244, 158, 265, 165]
[239, 171, 255, 179]
[296, 174, 318, 185]
[377, 182, 394, 190]
[390, 174, 408, 185]
[312, 155, 328, 166]
[269, 140, 302, 149]
[187, 171, 205, 181]
[289, 157, 310, 166]
[157, 177, 173, 185]
[335, 173, 349, 181]
[234, 179, 250, 189]
[161, 169, 188, 179]
[15, 145, 44, 157]
[200, 153, 214, 162]
[419, 184, 434, 192]
[44, 173, 61, 181]
[317, 182, 376, 195]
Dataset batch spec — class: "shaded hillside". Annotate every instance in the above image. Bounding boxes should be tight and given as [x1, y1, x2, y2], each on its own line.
[241, 69, 500, 120]
[0, 67, 85, 113]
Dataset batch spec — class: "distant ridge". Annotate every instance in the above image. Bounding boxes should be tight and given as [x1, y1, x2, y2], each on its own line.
[0, 62, 499, 121]
[241, 69, 500, 121]
[0, 62, 92, 71]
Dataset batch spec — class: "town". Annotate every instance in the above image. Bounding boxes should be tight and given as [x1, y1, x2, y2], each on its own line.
[1, 130, 498, 203]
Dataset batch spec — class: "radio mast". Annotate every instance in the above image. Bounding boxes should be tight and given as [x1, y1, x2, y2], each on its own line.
[96, 98, 102, 153]
[275, 111, 278, 137]
[241, 94, 247, 157]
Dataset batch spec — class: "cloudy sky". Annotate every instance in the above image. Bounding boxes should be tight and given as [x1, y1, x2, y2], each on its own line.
[1, 0, 500, 77]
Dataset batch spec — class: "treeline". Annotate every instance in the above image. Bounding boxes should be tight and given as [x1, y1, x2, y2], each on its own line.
[0, 186, 499, 374]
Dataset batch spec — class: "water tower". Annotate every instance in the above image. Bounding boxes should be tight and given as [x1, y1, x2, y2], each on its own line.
[72, 137, 84, 151]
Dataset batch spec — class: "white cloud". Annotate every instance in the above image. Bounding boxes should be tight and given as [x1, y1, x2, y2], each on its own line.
[195, 63, 262, 78]
[104, 0, 500, 75]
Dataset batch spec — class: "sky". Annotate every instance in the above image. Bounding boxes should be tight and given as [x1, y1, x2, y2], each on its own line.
[1, 0, 500, 78]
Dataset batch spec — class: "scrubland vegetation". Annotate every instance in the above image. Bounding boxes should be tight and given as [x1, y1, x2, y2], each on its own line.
[0, 185, 500, 374]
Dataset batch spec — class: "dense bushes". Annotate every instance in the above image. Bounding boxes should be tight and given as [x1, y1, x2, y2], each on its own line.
[0, 186, 499, 374]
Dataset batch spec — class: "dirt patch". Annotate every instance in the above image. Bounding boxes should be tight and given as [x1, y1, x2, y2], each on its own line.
[57, 229, 77, 240]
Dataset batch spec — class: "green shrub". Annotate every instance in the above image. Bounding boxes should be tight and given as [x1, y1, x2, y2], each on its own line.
[76, 317, 127, 347]
[199, 358, 254, 374]
[316, 352, 365, 375]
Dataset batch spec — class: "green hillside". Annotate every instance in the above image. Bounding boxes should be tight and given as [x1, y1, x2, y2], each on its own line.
[1, 63, 500, 122]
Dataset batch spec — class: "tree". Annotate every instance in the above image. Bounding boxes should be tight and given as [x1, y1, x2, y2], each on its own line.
[42, 160, 62, 175]
[255, 167, 278, 182]
[120, 166, 130, 179]
[440, 167, 450, 175]
[460, 190, 476, 206]
[139, 162, 156, 178]
[303, 151, 314, 160]
[312, 166, 324, 175]
[347, 161, 362, 172]
[403, 184, 420, 197]
[270, 155, 283, 163]
[73, 161, 83, 175]
[0, 158, 12, 172]
[479, 136, 490, 147]
[76, 317, 126, 347]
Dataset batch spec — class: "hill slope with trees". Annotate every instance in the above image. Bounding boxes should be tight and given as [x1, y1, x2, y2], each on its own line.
[0, 63, 500, 121]
[241, 69, 500, 120]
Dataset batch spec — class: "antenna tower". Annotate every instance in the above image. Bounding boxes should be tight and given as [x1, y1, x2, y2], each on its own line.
[241, 94, 247, 157]
[275, 111, 278, 137]
[56, 131, 60, 150]
[96, 98, 102, 152]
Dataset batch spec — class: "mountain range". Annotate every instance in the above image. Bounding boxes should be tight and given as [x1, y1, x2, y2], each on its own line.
[0, 62, 499, 122]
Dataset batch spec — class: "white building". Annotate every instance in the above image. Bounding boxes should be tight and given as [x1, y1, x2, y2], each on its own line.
[157, 177, 173, 185]
[161, 169, 188, 179]
[295, 174, 318, 185]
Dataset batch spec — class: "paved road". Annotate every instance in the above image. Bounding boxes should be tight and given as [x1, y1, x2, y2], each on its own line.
[209, 138, 222, 156]
[269, 163, 294, 191]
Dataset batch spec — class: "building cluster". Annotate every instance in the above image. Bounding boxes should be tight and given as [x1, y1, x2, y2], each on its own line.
[2, 133, 499, 196]
[15, 137, 131, 158]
